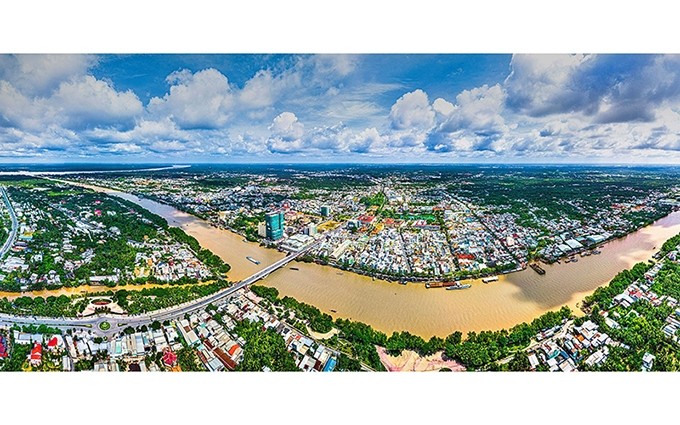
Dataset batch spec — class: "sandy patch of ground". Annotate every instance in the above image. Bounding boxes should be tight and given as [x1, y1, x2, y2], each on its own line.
[317, 221, 340, 232]
[305, 325, 339, 340]
[245, 291, 262, 303]
[377, 347, 466, 372]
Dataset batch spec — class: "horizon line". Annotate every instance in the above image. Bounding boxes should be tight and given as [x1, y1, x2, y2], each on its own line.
[1, 161, 680, 167]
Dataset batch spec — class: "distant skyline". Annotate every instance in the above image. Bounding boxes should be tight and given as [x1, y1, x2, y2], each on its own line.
[3, 54, 680, 163]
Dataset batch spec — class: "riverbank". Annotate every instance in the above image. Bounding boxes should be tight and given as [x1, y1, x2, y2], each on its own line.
[376, 347, 466, 372]
[0, 280, 217, 301]
[54, 178, 680, 337]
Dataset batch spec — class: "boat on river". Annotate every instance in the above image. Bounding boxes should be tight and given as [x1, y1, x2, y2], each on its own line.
[530, 263, 546, 275]
[446, 283, 472, 290]
[246, 256, 260, 265]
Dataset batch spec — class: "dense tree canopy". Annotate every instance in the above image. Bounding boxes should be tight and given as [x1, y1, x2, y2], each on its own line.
[235, 320, 298, 372]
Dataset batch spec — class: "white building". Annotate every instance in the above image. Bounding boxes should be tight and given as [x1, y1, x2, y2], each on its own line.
[258, 222, 267, 238]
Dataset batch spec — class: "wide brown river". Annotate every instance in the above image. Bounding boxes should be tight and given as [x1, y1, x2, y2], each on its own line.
[59, 181, 680, 337]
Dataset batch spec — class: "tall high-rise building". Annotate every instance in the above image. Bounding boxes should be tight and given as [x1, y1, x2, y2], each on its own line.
[265, 210, 285, 241]
[320, 205, 331, 217]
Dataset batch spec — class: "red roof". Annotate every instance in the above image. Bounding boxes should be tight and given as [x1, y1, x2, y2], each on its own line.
[228, 344, 240, 357]
[162, 349, 178, 366]
[47, 337, 58, 348]
[30, 343, 43, 360]
[358, 215, 375, 223]
[214, 348, 237, 370]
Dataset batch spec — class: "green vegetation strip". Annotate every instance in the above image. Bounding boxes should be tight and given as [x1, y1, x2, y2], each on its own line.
[0, 281, 230, 319]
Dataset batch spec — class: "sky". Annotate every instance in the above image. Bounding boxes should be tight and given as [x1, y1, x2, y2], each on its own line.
[2, 54, 680, 164]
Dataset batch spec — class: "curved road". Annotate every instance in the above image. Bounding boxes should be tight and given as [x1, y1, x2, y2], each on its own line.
[0, 186, 18, 259]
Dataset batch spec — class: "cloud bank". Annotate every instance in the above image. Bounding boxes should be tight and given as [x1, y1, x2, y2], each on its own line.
[2, 54, 680, 162]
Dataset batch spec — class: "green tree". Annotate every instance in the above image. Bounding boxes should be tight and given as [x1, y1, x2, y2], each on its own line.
[508, 351, 531, 371]
[235, 320, 299, 372]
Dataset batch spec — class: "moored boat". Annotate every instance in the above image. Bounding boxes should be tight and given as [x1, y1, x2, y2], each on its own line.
[530, 263, 546, 275]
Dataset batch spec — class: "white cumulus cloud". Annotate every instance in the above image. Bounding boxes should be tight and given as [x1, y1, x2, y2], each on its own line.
[148, 68, 234, 129]
[389, 89, 435, 130]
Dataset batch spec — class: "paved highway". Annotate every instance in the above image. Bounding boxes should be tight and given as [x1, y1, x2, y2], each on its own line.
[0, 186, 19, 259]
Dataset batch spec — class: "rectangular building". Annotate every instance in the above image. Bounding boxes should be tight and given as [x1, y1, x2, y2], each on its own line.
[257, 221, 267, 238]
[265, 210, 285, 241]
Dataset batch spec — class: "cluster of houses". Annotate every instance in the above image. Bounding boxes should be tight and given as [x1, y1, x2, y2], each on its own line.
[525, 244, 680, 372]
[527, 319, 620, 371]
[479, 211, 540, 265]
[174, 310, 244, 371]
[402, 229, 456, 276]
[319, 226, 411, 276]
[0, 185, 216, 291]
[130, 240, 212, 282]
[443, 206, 517, 274]
[1, 323, 185, 372]
[535, 194, 669, 262]
[226, 290, 339, 372]
[7, 329, 69, 370]
[613, 249, 680, 346]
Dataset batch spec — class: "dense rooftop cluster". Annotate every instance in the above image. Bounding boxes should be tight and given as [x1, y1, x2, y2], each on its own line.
[0, 180, 216, 292]
[75, 165, 680, 282]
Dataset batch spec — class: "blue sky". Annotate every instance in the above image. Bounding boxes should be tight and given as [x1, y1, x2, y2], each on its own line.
[2, 54, 680, 163]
